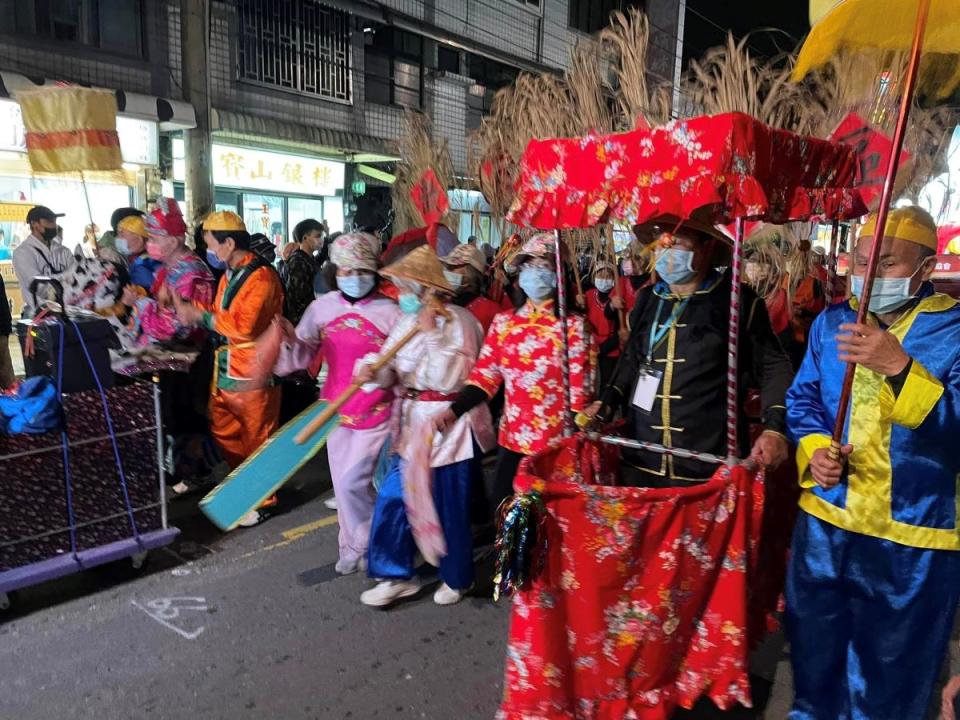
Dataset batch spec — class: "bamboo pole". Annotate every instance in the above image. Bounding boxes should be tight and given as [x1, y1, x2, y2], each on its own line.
[829, 0, 931, 460]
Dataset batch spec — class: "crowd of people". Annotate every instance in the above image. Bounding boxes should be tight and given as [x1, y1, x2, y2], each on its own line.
[4, 195, 960, 717]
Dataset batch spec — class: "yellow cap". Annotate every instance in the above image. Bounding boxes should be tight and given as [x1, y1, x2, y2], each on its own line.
[204, 210, 247, 233]
[861, 206, 938, 252]
[116, 214, 147, 237]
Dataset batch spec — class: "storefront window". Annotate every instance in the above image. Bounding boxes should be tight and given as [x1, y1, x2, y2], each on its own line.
[0, 175, 130, 258]
[323, 197, 344, 234]
[243, 193, 285, 249]
[287, 196, 325, 242]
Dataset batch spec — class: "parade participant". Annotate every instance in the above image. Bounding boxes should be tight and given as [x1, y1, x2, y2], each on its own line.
[433, 233, 596, 518]
[13, 205, 74, 317]
[785, 206, 960, 720]
[356, 245, 494, 607]
[584, 263, 627, 389]
[275, 232, 401, 573]
[590, 216, 792, 485]
[114, 212, 160, 292]
[174, 211, 284, 527]
[440, 243, 500, 334]
[249, 232, 277, 266]
[135, 197, 215, 345]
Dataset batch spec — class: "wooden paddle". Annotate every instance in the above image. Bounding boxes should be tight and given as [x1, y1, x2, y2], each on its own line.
[293, 303, 450, 445]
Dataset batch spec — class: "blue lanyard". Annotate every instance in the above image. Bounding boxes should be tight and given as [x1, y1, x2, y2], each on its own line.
[646, 296, 690, 362]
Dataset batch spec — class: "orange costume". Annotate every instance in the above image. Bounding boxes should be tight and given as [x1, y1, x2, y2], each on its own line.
[200, 253, 284, 469]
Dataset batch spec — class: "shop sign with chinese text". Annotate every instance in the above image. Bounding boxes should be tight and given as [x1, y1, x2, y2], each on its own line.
[211, 144, 345, 196]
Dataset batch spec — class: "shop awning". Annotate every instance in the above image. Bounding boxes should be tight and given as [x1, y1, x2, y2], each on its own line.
[212, 109, 399, 161]
[0, 71, 195, 130]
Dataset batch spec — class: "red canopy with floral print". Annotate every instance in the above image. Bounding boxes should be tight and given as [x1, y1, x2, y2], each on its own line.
[497, 435, 775, 719]
[507, 112, 868, 230]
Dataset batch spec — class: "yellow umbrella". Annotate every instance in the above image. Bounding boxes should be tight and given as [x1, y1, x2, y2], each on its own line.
[795, 0, 960, 97]
[793, 0, 960, 458]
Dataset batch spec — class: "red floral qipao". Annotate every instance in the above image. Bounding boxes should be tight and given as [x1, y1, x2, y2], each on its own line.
[498, 437, 768, 719]
[467, 302, 595, 456]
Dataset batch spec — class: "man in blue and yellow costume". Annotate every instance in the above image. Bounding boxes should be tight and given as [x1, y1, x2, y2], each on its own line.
[786, 206, 960, 719]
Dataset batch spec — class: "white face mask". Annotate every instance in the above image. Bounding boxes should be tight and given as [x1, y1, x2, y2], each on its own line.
[443, 270, 463, 289]
[595, 278, 615, 293]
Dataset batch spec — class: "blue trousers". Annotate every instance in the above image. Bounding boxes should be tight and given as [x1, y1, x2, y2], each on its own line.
[367, 454, 479, 590]
[786, 511, 960, 720]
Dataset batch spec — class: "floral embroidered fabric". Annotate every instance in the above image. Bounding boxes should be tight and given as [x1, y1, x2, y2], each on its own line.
[507, 112, 867, 230]
[497, 435, 775, 719]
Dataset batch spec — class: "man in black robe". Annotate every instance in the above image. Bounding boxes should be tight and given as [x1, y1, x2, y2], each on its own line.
[591, 216, 794, 486]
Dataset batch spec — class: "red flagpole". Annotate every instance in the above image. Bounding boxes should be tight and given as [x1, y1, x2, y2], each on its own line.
[829, 0, 931, 459]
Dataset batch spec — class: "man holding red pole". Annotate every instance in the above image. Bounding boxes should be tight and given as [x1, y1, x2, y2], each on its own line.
[785, 206, 960, 719]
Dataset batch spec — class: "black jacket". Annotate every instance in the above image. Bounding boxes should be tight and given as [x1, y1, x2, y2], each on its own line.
[599, 270, 793, 482]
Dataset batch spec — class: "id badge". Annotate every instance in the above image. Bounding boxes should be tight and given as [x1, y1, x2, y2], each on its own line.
[630, 364, 663, 414]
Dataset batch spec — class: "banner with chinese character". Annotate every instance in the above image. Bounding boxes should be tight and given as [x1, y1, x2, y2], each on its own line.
[411, 169, 449, 226]
[829, 112, 911, 210]
[17, 87, 122, 173]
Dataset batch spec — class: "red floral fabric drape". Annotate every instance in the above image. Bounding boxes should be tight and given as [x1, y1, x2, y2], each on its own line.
[497, 436, 775, 720]
[507, 112, 867, 230]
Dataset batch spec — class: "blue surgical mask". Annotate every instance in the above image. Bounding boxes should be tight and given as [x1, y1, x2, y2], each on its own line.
[115, 236, 131, 256]
[338, 274, 375, 299]
[851, 264, 924, 314]
[519, 267, 557, 301]
[206, 249, 227, 270]
[595, 278, 615, 294]
[655, 248, 697, 285]
[398, 292, 423, 314]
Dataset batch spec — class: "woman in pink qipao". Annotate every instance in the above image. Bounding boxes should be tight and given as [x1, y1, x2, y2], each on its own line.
[275, 232, 401, 575]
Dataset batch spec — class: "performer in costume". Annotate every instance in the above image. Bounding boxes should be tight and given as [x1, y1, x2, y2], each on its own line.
[440, 243, 501, 334]
[585, 262, 627, 389]
[135, 197, 215, 345]
[113, 211, 161, 292]
[433, 233, 596, 520]
[275, 232, 402, 574]
[590, 216, 792, 485]
[356, 245, 494, 608]
[785, 207, 960, 720]
[174, 211, 285, 527]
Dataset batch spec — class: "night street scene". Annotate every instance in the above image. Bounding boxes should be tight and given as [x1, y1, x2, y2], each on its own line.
[2, 0, 960, 718]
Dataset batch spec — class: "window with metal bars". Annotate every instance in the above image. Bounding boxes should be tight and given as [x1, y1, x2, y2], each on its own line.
[237, 0, 351, 103]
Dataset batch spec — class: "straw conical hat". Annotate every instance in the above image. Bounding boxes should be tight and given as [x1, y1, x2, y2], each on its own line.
[380, 244, 454, 294]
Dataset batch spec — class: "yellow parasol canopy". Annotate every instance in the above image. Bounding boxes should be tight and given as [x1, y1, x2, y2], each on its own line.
[795, 0, 960, 96]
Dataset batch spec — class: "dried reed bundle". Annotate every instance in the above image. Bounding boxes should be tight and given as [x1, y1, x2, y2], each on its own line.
[599, 8, 672, 129]
[392, 110, 459, 234]
[682, 33, 817, 133]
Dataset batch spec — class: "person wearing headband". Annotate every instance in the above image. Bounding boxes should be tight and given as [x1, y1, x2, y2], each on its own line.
[353, 245, 494, 608]
[785, 206, 960, 719]
[174, 210, 284, 528]
[274, 232, 401, 572]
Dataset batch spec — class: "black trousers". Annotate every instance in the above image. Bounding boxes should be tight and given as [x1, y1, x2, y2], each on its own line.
[487, 447, 525, 521]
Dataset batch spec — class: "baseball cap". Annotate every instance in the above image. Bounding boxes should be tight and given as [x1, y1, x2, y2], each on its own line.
[26, 205, 64, 224]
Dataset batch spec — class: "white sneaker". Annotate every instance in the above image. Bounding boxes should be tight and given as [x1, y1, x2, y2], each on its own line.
[433, 582, 470, 606]
[323, 497, 338, 511]
[360, 579, 421, 607]
[237, 510, 264, 528]
[335, 557, 364, 576]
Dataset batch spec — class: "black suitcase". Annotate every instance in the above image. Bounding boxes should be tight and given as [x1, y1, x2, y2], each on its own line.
[17, 277, 120, 394]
